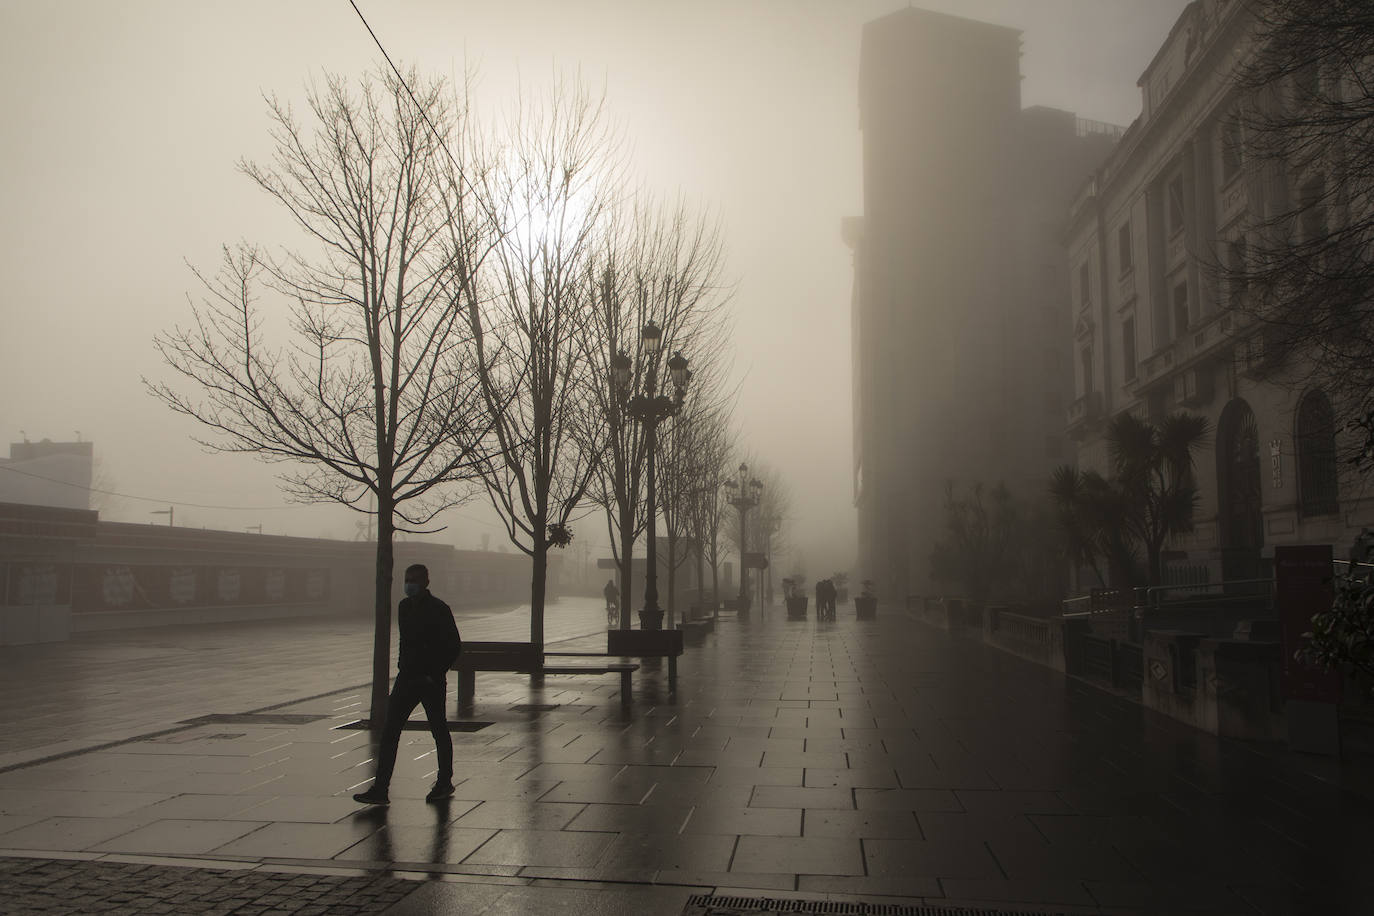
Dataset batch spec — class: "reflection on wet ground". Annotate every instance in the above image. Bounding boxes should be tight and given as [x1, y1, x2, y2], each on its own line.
[1, 598, 1372, 914]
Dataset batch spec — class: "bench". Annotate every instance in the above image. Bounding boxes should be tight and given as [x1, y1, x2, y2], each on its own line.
[607, 629, 684, 692]
[451, 641, 639, 711]
[541, 662, 639, 706]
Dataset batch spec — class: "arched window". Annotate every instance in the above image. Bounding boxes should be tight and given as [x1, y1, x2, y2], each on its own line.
[1297, 390, 1339, 517]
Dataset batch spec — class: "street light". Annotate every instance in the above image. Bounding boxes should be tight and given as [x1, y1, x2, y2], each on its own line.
[724, 463, 763, 612]
[150, 506, 174, 527]
[611, 327, 690, 630]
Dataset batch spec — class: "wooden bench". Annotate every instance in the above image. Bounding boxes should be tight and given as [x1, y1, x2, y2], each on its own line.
[451, 642, 639, 711]
[607, 629, 684, 692]
[541, 662, 639, 706]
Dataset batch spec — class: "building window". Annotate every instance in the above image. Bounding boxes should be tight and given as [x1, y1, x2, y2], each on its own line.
[1045, 435, 1063, 460]
[1294, 63, 1321, 108]
[1122, 318, 1137, 382]
[1080, 346, 1094, 396]
[1168, 173, 1186, 236]
[1300, 177, 1326, 244]
[1220, 115, 1244, 184]
[1228, 237, 1249, 308]
[1173, 281, 1190, 337]
[1118, 222, 1133, 275]
[1079, 261, 1091, 309]
[1297, 390, 1339, 516]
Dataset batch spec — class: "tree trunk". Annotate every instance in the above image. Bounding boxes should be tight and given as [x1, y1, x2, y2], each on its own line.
[665, 533, 677, 628]
[370, 493, 395, 731]
[531, 535, 547, 665]
[618, 509, 634, 630]
[695, 542, 706, 620]
[1147, 545, 1163, 588]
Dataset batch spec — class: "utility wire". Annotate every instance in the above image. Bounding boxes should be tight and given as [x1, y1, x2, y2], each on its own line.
[347, 0, 480, 198]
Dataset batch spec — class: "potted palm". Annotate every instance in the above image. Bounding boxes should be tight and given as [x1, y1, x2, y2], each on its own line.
[782, 576, 809, 619]
[855, 580, 877, 619]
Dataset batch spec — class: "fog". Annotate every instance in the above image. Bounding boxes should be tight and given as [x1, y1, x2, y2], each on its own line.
[0, 0, 1188, 576]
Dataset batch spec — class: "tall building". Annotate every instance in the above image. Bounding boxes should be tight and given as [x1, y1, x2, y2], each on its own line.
[848, 7, 1117, 599]
[1065, 0, 1373, 585]
[0, 439, 94, 511]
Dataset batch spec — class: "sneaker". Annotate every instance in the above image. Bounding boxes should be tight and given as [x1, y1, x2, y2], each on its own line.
[352, 786, 390, 805]
[425, 781, 455, 803]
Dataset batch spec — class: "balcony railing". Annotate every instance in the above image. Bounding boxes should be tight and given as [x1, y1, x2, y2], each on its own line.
[1132, 309, 1251, 394]
[1066, 391, 1103, 430]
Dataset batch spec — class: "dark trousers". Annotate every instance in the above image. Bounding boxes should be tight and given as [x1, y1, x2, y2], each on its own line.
[373, 673, 452, 789]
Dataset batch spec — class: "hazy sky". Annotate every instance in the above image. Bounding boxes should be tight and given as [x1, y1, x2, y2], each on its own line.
[0, 0, 1189, 577]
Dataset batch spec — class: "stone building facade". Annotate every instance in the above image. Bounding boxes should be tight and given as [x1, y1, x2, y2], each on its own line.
[1065, 0, 1373, 588]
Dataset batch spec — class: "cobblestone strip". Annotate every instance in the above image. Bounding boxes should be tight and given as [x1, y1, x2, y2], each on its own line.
[0, 856, 417, 915]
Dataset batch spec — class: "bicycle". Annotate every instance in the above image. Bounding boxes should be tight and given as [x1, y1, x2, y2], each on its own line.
[606, 597, 619, 628]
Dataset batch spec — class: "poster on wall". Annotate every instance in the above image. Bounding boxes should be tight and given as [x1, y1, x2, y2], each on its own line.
[6, 563, 66, 606]
[73, 564, 326, 611]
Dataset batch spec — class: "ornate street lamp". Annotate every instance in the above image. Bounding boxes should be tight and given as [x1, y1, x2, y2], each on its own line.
[724, 463, 763, 612]
[611, 326, 690, 630]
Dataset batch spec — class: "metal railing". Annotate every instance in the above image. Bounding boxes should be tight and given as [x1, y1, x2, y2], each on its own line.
[1141, 578, 1275, 611]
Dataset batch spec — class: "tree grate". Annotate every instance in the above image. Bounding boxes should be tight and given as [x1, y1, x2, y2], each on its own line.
[179, 713, 329, 726]
[681, 896, 1066, 916]
[334, 719, 493, 732]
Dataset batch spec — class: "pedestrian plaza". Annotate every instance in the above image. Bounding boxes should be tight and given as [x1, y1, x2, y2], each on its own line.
[1, 598, 1370, 914]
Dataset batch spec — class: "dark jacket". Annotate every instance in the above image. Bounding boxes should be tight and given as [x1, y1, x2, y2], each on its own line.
[397, 590, 462, 678]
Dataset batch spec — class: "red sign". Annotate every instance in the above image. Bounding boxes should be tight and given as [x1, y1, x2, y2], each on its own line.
[1276, 544, 1342, 704]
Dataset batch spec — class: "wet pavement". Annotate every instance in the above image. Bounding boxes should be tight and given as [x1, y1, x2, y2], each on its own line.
[1, 597, 1371, 914]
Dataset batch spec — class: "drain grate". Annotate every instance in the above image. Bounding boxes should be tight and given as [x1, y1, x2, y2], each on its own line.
[510, 703, 561, 712]
[681, 896, 1066, 916]
[334, 720, 493, 732]
[179, 713, 328, 726]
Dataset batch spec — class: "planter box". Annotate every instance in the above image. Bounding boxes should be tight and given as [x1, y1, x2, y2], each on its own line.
[785, 596, 809, 619]
[855, 596, 877, 619]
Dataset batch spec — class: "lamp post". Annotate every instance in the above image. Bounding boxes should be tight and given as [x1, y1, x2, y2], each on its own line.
[723, 463, 762, 610]
[611, 321, 690, 630]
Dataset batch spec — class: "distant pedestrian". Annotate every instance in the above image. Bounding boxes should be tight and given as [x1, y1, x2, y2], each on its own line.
[353, 564, 462, 806]
[820, 579, 837, 620]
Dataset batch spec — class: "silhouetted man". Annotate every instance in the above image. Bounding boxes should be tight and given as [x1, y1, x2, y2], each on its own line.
[353, 563, 461, 805]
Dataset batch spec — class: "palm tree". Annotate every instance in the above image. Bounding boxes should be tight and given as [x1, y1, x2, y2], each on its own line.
[1049, 412, 1209, 589]
[1107, 412, 1210, 587]
[1049, 465, 1138, 589]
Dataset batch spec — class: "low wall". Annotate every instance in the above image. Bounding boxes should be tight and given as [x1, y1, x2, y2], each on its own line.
[0, 604, 71, 645]
[909, 595, 1292, 744]
[984, 607, 1066, 673]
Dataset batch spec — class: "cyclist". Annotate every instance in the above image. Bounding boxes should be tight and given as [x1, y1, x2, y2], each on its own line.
[603, 578, 620, 626]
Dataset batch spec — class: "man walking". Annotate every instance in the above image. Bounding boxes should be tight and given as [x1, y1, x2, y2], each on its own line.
[353, 563, 462, 805]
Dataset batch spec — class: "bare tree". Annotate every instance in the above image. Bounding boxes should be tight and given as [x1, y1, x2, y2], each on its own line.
[148, 68, 497, 727]
[587, 197, 731, 628]
[673, 400, 737, 619]
[1223, 1, 1374, 466]
[462, 81, 621, 657]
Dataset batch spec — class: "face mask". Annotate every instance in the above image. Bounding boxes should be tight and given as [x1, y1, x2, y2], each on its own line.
[404, 582, 423, 598]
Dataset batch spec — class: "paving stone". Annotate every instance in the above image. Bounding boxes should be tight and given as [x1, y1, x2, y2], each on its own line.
[461, 827, 616, 867]
[731, 835, 864, 875]
[2, 602, 1372, 910]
